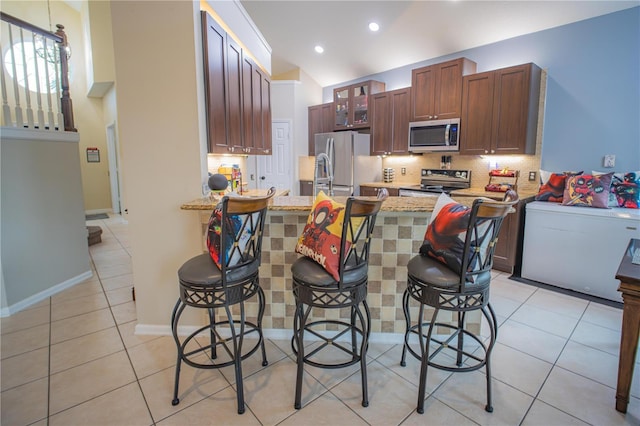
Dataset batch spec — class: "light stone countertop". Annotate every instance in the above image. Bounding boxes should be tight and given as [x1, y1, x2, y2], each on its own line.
[181, 193, 488, 213]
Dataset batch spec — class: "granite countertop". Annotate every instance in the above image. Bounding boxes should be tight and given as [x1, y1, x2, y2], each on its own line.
[182, 188, 534, 213]
[451, 187, 538, 200]
[361, 182, 538, 200]
[181, 189, 290, 210]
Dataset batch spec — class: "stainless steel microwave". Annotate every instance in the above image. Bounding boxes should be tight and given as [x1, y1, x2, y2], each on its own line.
[408, 118, 460, 153]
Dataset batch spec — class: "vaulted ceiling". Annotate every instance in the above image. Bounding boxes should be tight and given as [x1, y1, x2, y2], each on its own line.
[240, 0, 639, 87]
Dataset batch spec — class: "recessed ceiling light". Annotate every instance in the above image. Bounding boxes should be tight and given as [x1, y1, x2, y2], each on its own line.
[314, 45, 324, 54]
[368, 22, 379, 32]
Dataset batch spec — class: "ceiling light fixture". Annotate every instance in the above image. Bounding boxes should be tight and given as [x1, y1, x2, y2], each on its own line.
[368, 22, 379, 32]
[314, 45, 324, 54]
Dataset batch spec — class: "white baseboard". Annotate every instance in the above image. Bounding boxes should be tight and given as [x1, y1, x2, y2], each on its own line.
[0, 270, 94, 317]
[85, 209, 111, 215]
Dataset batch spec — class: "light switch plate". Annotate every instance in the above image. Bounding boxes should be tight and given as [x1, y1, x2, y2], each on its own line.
[528, 171, 537, 181]
[603, 154, 616, 168]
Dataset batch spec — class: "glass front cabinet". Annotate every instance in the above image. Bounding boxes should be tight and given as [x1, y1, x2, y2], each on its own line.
[333, 80, 385, 130]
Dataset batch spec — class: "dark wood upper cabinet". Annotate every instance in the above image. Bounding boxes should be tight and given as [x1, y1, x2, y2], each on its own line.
[411, 58, 477, 122]
[226, 38, 243, 152]
[307, 102, 333, 155]
[370, 87, 410, 155]
[201, 11, 272, 155]
[333, 80, 385, 130]
[460, 63, 541, 155]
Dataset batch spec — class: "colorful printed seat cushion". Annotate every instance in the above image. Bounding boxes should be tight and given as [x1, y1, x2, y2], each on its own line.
[562, 173, 613, 208]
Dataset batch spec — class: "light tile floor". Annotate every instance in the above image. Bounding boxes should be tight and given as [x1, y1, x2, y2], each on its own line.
[2, 214, 639, 425]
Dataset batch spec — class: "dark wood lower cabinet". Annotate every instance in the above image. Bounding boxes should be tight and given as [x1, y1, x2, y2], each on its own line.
[299, 180, 313, 196]
[359, 186, 399, 197]
[493, 199, 528, 274]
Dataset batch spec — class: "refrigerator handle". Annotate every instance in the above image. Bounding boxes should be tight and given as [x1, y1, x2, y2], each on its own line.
[329, 138, 335, 174]
[325, 137, 330, 159]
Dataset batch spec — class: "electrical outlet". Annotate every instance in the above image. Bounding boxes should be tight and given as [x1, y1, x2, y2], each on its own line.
[528, 171, 537, 181]
[603, 154, 615, 168]
[401, 168, 406, 175]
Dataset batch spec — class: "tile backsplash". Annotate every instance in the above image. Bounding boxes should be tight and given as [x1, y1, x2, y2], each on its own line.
[381, 153, 541, 193]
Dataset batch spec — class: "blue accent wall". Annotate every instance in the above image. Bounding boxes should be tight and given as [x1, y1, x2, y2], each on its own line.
[324, 7, 640, 173]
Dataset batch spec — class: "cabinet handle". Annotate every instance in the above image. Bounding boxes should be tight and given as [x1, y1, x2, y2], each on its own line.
[433, 115, 438, 119]
[627, 226, 638, 230]
[491, 149, 495, 154]
[484, 150, 489, 154]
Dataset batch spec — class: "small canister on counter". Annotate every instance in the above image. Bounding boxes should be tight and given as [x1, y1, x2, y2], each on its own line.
[383, 168, 395, 183]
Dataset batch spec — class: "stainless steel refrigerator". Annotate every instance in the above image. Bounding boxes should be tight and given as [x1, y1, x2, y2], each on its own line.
[314, 131, 382, 196]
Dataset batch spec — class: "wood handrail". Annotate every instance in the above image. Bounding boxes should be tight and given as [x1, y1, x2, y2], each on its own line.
[0, 12, 62, 42]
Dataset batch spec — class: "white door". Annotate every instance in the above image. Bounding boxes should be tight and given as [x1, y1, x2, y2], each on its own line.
[257, 120, 292, 191]
[106, 123, 121, 214]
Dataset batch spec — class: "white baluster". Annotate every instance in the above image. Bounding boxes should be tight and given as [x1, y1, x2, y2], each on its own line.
[0, 38, 13, 126]
[42, 37, 55, 129]
[32, 34, 45, 129]
[53, 40, 63, 131]
[7, 25, 23, 127]
[19, 28, 34, 128]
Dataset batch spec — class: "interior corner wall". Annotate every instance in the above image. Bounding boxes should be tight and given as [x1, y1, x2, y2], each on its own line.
[110, 0, 206, 328]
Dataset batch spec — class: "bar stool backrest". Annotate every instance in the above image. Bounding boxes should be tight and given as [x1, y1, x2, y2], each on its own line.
[459, 189, 519, 291]
[216, 187, 276, 278]
[337, 188, 389, 287]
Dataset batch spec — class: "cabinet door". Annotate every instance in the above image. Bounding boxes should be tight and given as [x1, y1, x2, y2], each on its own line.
[308, 102, 334, 155]
[370, 92, 391, 155]
[334, 87, 350, 130]
[261, 73, 272, 154]
[411, 66, 436, 121]
[201, 13, 228, 154]
[226, 39, 243, 152]
[491, 64, 535, 154]
[321, 103, 333, 133]
[242, 55, 255, 153]
[433, 60, 465, 120]
[460, 71, 495, 155]
[249, 63, 263, 153]
[493, 203, 518, 272]
[359, 186, 379, 196]
[300, 180, 313, 196]
[390, 88, 410, 154]
[308, 105, 323, 156]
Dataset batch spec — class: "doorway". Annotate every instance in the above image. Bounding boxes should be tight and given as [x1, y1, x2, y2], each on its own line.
[256, 120, 293, 191]
[106, 123, 121, 214]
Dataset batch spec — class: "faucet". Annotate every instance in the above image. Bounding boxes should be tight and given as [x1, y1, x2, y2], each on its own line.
[313, 153, 333, 196]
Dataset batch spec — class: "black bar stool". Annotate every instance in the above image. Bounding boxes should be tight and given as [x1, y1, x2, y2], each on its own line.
[290, 189, 388, 409]
[400, 190, 518, 414]
[171, 187, 275, 414]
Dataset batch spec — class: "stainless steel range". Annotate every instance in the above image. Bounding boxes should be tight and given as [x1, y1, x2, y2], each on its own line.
[398, 169, 471, 197]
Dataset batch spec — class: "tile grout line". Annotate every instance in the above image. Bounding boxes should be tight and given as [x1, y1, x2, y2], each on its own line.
[91, 218, 159, 426]
[516, 300, 592, 426]
[46, 296, 52, 426]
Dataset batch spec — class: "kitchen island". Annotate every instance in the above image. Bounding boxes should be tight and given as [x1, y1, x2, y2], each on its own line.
[181, 192, 495, 337]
